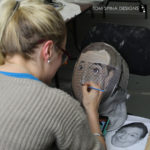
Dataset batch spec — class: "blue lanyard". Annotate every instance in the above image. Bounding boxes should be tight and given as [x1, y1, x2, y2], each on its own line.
[0, 71, 40, 81]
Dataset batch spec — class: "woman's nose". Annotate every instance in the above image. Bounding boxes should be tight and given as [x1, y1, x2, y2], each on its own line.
[120, 134, 128, 140]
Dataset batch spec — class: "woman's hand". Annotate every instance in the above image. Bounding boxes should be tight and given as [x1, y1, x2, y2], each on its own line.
[82, 82, 103, 113]
[82, 82, 106, 149]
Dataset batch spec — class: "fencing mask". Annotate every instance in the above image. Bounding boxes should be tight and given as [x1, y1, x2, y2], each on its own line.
[72, 42, 130, 131]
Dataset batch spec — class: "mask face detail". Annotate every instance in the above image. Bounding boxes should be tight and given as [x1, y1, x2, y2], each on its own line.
[72, 42, 129, 131]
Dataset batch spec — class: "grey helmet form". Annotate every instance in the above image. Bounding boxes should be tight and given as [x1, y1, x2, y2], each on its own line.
[72, 42, 130, 131]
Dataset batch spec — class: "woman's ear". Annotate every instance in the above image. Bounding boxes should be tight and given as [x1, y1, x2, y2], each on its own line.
[41, 40, 54, 62]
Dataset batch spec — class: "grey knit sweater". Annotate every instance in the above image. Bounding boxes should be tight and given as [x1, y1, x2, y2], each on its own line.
[0, 74, 104, 150]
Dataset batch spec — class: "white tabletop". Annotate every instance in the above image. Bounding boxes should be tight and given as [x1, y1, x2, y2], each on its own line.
[56, 0, 81, 21]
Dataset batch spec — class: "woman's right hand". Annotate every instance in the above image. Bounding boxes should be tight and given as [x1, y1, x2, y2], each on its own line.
[82, 82, 103, 113]
[82, 82, 106, 149]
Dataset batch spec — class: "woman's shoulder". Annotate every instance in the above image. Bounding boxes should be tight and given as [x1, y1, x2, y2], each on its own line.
[45, 85, 81, 107]
[34, 81, 80, 106]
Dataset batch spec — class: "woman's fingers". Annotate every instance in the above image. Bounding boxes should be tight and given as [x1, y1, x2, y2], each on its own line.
[82, 82, 102, 95]
[81, 81, 103, 111]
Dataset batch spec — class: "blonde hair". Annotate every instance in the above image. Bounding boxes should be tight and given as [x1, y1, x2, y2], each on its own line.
[0, 53, 4, 65]
[0, 0, 66, 59]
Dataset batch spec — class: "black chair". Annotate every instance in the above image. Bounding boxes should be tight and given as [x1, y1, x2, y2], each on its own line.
[102, 0, 148, 19]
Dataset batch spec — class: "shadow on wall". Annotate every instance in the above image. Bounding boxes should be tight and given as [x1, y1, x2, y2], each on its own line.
[81, 22, 150, 76]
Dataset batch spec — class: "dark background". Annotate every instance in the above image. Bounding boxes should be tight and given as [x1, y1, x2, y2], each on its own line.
[52, 0, 150, 119]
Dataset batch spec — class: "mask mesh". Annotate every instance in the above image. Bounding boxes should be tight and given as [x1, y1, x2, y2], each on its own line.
[72, 62, 121, 104]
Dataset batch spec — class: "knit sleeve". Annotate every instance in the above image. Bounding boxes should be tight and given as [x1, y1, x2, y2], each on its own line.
[51, 90, 105, 150]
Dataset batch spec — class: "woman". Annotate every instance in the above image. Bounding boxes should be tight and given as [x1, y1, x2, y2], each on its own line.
[0, 0, 106, 149]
